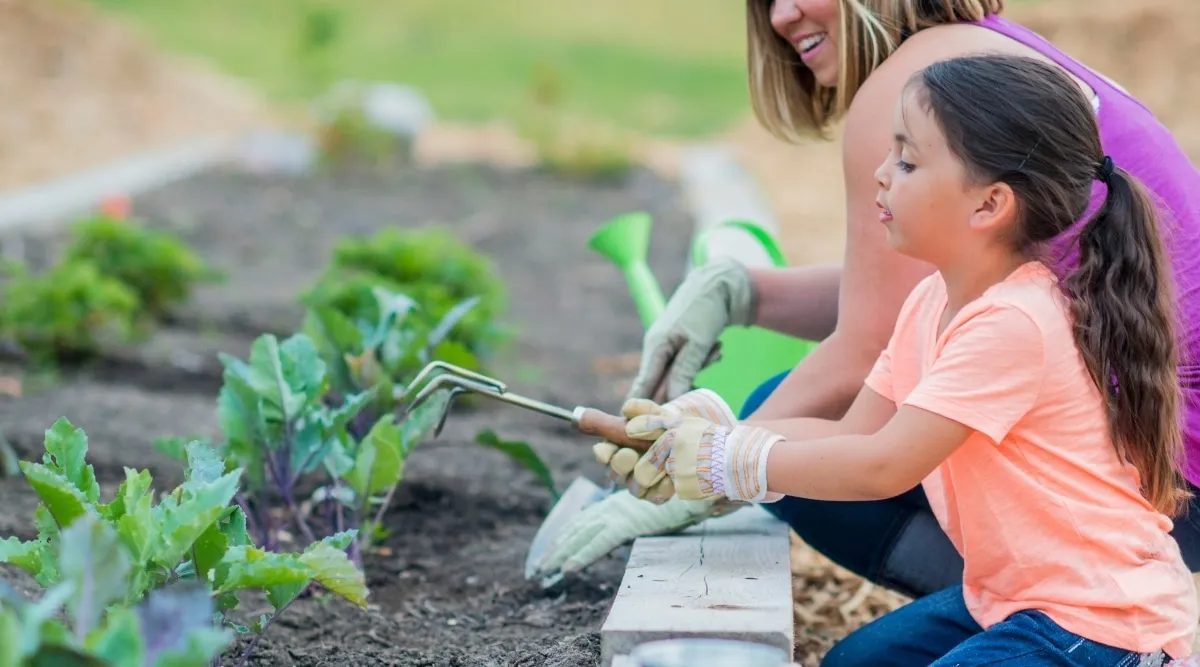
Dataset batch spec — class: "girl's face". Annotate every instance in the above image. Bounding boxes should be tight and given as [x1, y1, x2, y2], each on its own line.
[874, 88, 989, 264]
[769, 0, 841, 87]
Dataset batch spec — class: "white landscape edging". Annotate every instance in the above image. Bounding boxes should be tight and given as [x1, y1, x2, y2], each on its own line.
[600, 144, 796, 666]
[0, 135, 240, 234]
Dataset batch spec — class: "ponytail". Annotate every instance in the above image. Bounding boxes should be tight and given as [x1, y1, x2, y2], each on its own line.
[1064, 158, 1190, 517]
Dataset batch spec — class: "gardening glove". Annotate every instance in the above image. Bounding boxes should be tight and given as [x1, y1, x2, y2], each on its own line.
[532, 489, 743, 577]
[592, 388, 737, 501]
[627, 257, 757, 402]
[630, 411, 787, 504]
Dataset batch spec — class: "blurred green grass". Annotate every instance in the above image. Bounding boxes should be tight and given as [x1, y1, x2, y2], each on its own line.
[94, 0, 752, 138]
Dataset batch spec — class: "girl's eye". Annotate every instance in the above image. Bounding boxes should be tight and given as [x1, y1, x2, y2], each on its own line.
[896, 159, 915, 173]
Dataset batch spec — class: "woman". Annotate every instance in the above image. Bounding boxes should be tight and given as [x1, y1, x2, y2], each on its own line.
[533, 0, 1200, 602]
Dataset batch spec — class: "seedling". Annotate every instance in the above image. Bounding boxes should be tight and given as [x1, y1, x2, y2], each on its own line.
[0, 418, 368, 667]
[302, 285, 558, 540]
[169, 308, 462, 565]
[157, 282, 556, 570]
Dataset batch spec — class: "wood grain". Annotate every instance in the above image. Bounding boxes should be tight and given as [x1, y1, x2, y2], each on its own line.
[599, 504, 794, 665]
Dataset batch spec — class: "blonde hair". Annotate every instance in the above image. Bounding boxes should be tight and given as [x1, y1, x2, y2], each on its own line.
[746, 0, 1005, 142]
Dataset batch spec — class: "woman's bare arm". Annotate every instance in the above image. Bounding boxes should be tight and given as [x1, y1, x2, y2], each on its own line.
[748, 263, 842, 341]
[745, 39, 950, 421]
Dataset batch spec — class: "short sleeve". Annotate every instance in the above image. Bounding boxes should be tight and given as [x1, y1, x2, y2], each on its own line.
[902, 304, 1046, 444]
[863, 346, 895, 402]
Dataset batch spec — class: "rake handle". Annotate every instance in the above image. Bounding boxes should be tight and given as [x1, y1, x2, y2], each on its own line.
[572, 407, 654, 453]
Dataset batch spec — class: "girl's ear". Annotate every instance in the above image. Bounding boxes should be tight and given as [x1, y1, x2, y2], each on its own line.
[969, 181, 1018, 234]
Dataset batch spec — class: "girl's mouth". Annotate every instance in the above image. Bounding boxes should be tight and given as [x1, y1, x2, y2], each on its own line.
[877, 200, 893, 223]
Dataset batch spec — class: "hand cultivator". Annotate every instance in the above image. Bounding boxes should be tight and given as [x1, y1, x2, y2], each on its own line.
[398, 360, 649, 585]
[398, 360, 653, 453]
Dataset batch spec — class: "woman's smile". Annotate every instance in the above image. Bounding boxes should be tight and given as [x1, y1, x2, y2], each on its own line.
[793, 31, 829, 63]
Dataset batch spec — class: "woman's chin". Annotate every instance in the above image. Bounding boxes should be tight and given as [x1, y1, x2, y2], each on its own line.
[812, 67, 839, 88]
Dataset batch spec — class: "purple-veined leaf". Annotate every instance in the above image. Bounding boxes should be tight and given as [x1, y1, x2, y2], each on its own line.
[134, 581, 226, 665]
[58, 514, 132, 640]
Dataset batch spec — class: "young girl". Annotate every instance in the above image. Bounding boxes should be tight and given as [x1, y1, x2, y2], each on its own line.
[541, 1, 1200, 596]
[616, 53, 1199, 665]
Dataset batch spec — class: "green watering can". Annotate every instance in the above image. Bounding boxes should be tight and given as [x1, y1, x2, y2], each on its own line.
[587, 211, 817, 416]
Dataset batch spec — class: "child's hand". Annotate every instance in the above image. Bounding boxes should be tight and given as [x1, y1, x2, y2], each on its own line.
[627, 412, 786, 504]
[592, 389, 737, 501]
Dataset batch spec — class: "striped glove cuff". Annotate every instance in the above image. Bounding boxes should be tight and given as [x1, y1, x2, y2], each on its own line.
[710, 425, 785, 503]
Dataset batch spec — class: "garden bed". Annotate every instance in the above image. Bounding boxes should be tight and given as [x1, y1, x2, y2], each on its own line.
[0, 162, 695, 666]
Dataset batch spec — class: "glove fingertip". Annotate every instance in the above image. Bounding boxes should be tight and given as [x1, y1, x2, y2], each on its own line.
[610, 448, 640, 476]
[621, 397, 662, 419]
[592, 441, 618, 465]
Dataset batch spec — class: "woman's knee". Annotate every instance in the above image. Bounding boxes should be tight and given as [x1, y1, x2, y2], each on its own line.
[761, 495, 889, 583]
[764, 490, 962, 599]
[820, 631, 882, 667]
[738, 370, 792, 419]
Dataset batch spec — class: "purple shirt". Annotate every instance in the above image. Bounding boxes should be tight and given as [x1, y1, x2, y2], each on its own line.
[977, 14, 1200, 487]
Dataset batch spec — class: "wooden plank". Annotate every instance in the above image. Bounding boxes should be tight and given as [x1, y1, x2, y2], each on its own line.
[599, 504, 794, 666]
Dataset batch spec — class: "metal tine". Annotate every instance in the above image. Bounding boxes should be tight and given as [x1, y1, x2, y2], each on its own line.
[408, 372, 577, 429]
[408, 373, 507, 414]
[432, 387, 471, 439]
[396, 360, 508, 403]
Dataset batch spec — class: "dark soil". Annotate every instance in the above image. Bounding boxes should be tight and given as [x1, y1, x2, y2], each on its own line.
[0, 162, 695, 666]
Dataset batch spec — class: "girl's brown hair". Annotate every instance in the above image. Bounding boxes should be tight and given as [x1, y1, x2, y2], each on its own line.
[745, 0, 1004, 142]
[912, 54, 1189, 516]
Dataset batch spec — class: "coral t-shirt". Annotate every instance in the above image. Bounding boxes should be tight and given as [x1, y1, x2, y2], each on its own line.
[863, 261, 1197, 658]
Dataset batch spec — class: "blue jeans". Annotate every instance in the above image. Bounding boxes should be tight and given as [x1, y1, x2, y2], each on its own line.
[822, 585, 1166, 667]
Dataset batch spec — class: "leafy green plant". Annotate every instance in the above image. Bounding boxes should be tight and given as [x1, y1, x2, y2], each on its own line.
[0, 259, 142, 365]
[0, 526, 228, 667]
[301, 227, 510, 372]
[160, 284, 555, 565]
[171, 328, 451, 565]
[0, 418, 368, 667]
[62, 214, 223, 321]
[304, 286, 559, 502]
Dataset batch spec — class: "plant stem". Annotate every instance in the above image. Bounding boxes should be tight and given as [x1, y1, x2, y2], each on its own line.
[369, 482, 400, 547]
[324, 496, 335, 535]
[292, 500, 316, 546]
[234, 598, 297, 667]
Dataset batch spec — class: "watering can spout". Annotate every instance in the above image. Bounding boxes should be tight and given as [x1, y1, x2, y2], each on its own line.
[588, 212, 666, 328]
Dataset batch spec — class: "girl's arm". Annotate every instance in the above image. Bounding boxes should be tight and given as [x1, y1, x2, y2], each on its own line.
[763, 405, 974, 502]
[743, 382, 897, 441]
[745, 45, 939, 422]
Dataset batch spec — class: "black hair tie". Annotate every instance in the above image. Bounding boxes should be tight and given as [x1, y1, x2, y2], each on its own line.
[1095, 155, 1115, 183]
